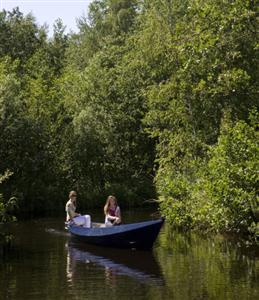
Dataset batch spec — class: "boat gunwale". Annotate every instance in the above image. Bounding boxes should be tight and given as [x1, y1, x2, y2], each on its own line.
[68, 218, 164, 237]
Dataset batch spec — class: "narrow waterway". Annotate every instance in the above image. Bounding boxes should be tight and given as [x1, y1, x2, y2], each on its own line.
[0, 211, 258, 300]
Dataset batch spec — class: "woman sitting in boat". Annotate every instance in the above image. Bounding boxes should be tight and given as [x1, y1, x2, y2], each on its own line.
[65, 191, 91, 228]
[104, 195, 121, 226]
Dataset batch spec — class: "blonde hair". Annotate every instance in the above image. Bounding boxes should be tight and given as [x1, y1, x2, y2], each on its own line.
[104, 195, 117, 215]
[69, 190, 77, 198]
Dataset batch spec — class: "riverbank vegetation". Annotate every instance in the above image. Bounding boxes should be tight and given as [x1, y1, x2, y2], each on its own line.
[0, 1, 258, 239]
[0, 171, 17, 255]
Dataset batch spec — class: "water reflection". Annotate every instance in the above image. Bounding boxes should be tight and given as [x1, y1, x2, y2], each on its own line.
[66, 241, 164, 286]
[155, 224, 259, 300]
[1, 217, 258, 300]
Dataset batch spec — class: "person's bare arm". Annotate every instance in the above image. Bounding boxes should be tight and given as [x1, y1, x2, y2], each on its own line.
[115, 207, 121, 223]
[67, 204, 80, 219]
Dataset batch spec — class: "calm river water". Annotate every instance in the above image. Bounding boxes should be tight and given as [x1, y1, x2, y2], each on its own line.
[0, 210, 258, 300]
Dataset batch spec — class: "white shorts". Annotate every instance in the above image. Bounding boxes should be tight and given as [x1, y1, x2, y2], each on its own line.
[73, 215, 91, 228]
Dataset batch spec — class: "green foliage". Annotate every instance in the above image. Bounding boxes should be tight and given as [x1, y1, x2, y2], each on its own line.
[1, 3, 156, 215]
[0, 8, 46, 69]
[139, 0, 258, 214]
[0, 0, 258, 240]
[66, 0, 139, 71]
[0, 9, 68, 216]
[0, 172, 15, 221]
[0, 171, 17, 251]
[0, 194, 17, 223]
[203, 110, 258, 232]
[158, 109, 259, 239]
[61, 36, 156, 206]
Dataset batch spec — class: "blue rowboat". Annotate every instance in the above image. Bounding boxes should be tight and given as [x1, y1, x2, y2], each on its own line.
[67, 218, 164, 250]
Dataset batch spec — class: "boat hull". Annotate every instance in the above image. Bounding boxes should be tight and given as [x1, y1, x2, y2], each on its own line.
[68, 219, 164, 250]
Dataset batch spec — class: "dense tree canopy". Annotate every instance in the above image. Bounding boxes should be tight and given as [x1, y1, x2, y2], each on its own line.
[0, 1, 258, 239]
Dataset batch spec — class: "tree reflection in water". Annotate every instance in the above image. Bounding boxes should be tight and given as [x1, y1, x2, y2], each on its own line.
[155, 224, 259, 300]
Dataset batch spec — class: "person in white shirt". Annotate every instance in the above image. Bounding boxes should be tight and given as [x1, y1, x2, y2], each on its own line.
[65, 191, 91, 228]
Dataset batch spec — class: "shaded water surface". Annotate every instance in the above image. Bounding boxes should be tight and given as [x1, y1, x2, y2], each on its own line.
[0, 211, 258, 300]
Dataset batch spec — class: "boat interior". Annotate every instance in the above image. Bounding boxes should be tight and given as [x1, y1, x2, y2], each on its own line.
[91, 222, 107, 228]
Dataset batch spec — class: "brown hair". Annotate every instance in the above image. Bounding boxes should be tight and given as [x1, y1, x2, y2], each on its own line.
[69, 191, 77, 206]
[69, 191, 77, 198]
[104, 195, 117, 215]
